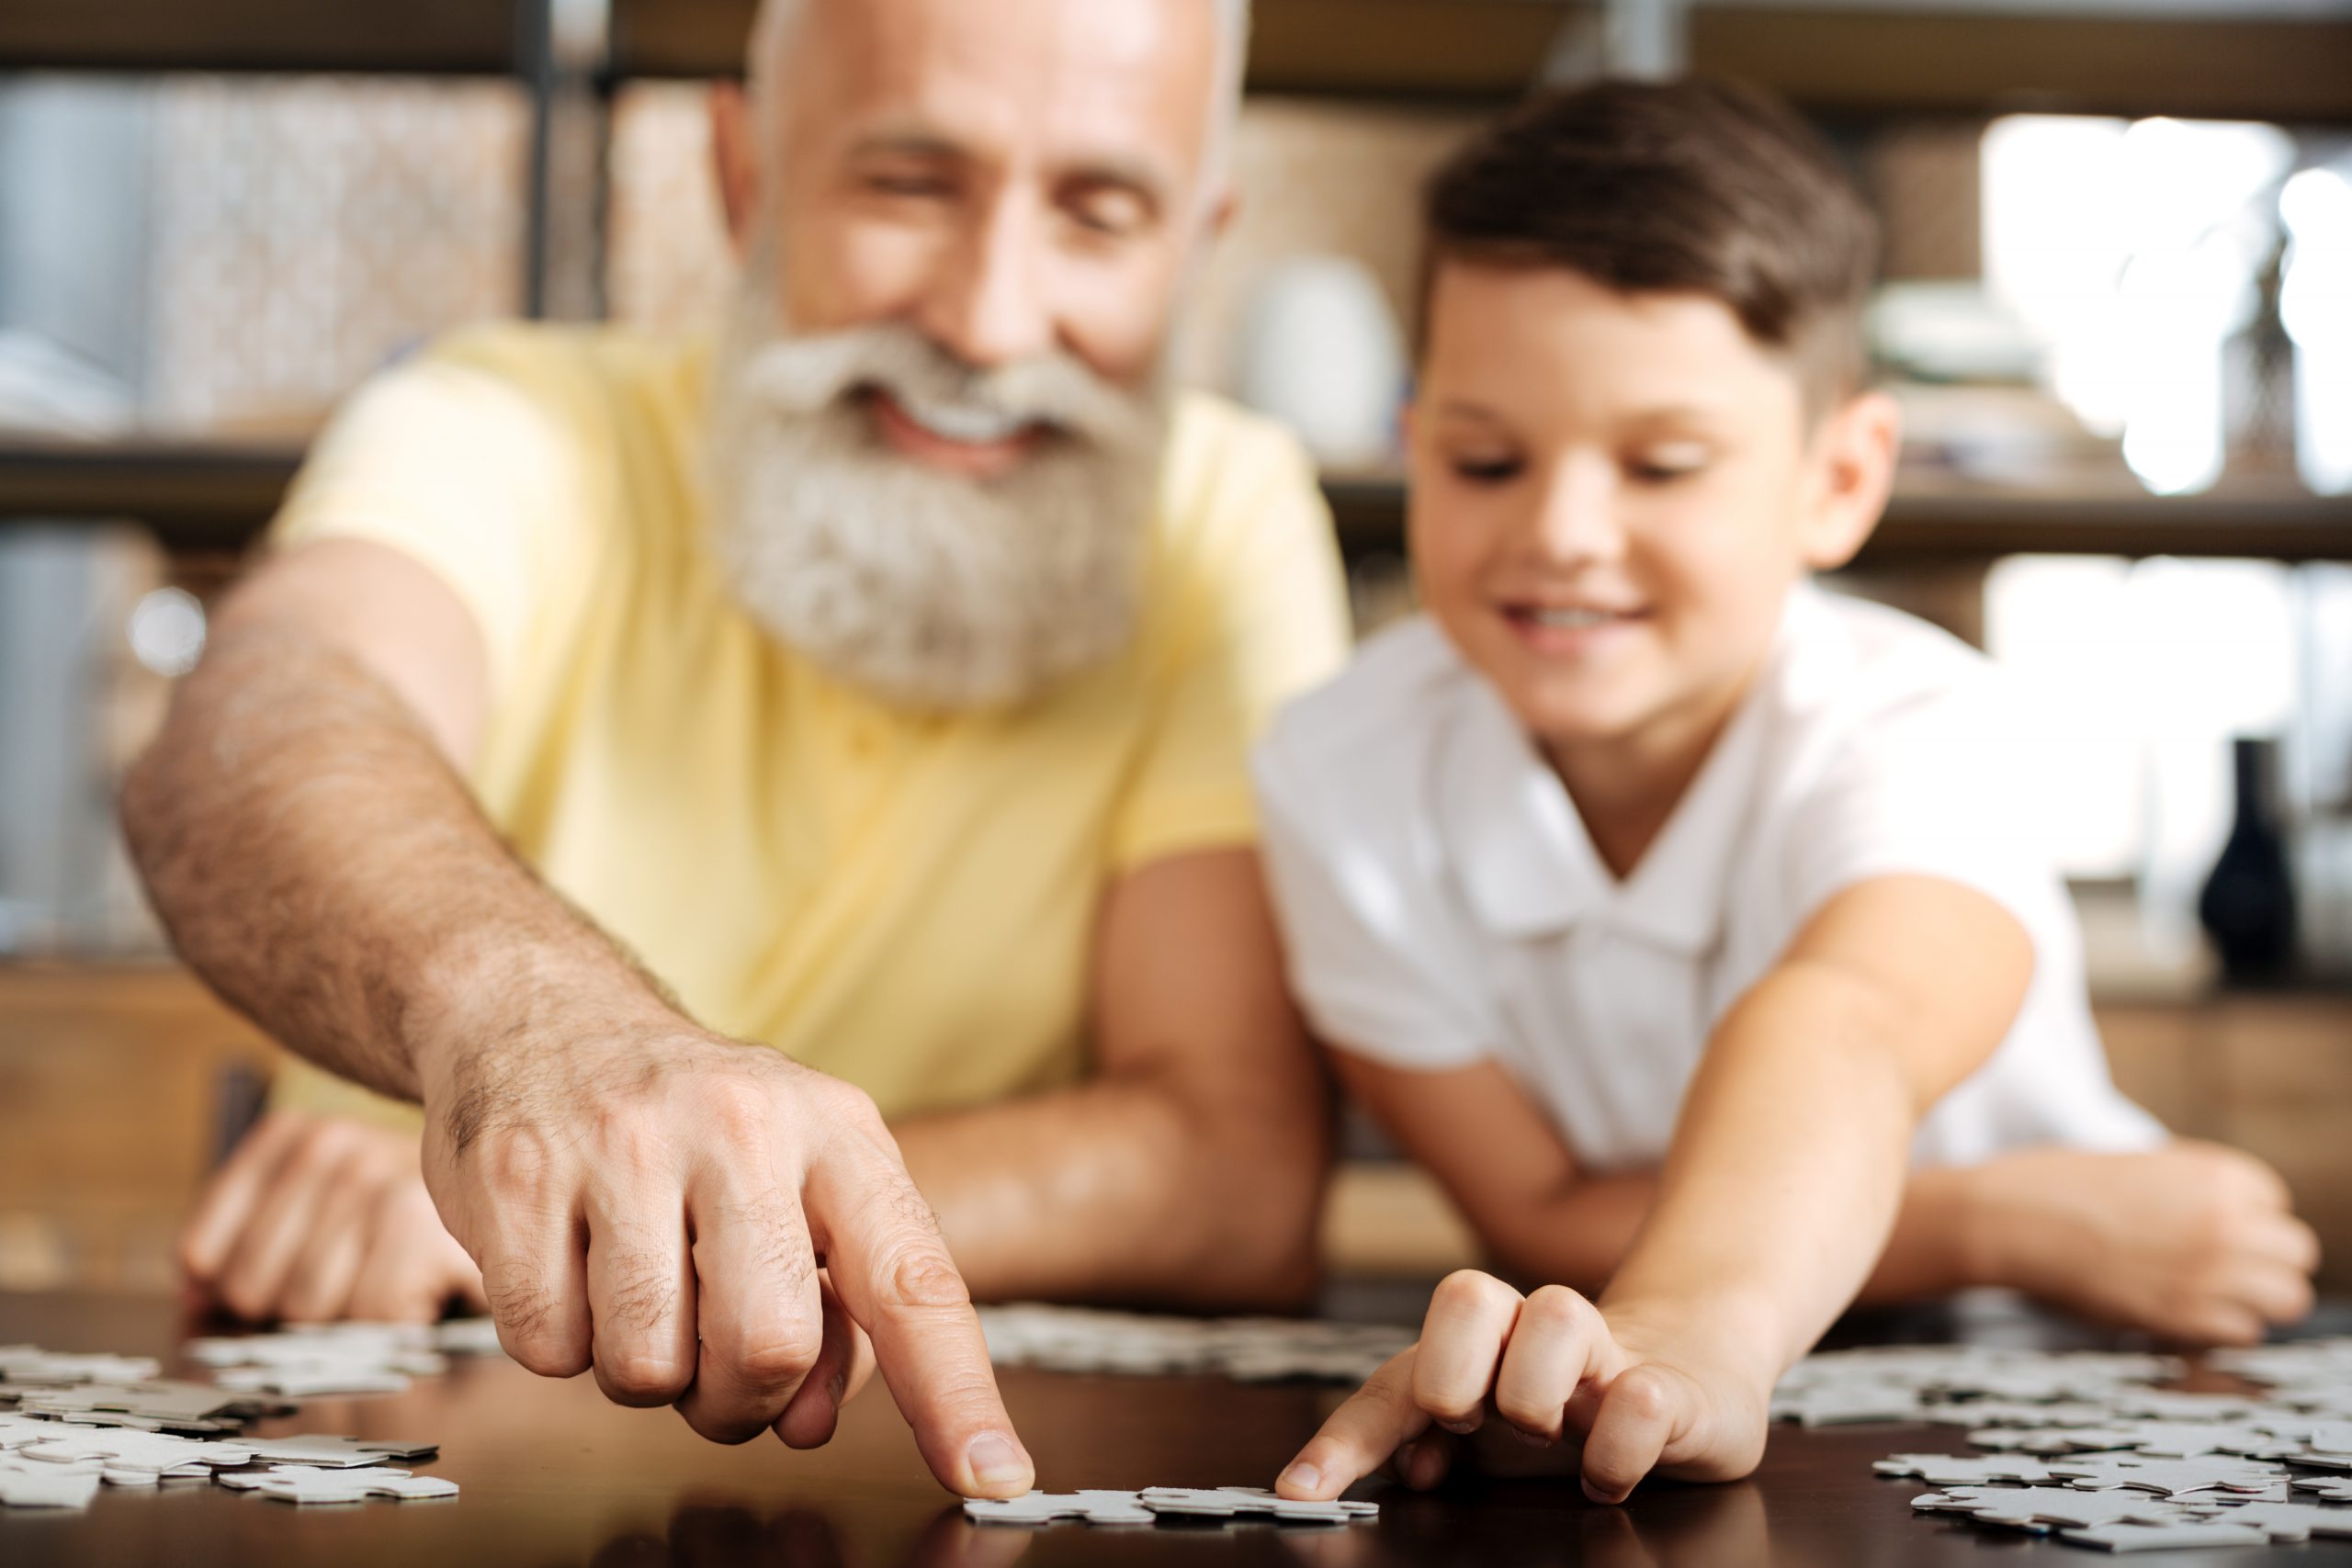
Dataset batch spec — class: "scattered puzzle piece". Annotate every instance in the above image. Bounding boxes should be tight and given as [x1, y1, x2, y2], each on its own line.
[2058, 1519, 2268, 1551]
[1138, 1486, 1378, 1524]
[0, 1455, 103, 1508]
[1917, 1485, 2186, 1530]
[218, 1465, 458, 1505]
[234, 1434, 441, 1468]
[964, 1490, 1158, 1526]
[1873, 1453, 2054, 1486]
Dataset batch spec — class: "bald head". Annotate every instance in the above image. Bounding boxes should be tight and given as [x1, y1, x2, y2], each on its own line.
[749, 0, 1248, 187]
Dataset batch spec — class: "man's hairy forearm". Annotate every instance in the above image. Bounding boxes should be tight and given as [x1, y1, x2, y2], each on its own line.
[900, 1072, 1329, 1312]
[121, 630, 669, 1103]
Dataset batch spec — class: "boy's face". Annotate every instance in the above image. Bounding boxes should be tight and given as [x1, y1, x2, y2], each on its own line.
[1409, 261, 1895, 758]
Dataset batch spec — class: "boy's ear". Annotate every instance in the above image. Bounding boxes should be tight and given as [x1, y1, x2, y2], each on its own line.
[1797, 389, 1901, 571]
[708, 82, 761, 262]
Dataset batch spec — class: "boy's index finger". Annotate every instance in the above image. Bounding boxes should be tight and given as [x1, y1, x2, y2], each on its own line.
[804, 1148, 1033, 1498]
[1278, 1347, 1430, 1501]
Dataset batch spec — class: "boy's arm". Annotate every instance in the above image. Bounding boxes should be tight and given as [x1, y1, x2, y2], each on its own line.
[1345, 1035, 2316, 1342]
[1598, 870, 2028, 1367]
[1334, 1053, 1984, 1303]
[1283, 872, 2030, 1504]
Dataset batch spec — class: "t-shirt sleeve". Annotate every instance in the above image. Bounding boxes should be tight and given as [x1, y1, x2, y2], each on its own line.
[1252, 727, 1492, 1073]
[1781, 671, 2065, 934]
[1107, 411, 1352, 869]
[266, 338, 591, 708]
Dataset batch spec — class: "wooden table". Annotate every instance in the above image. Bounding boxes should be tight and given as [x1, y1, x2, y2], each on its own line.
[6, 1291, 2351, 1566]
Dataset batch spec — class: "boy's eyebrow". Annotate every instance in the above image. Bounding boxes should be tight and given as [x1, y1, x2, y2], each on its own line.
[1621, 402, 1736, 430]
[1431, 399, 1735, 432]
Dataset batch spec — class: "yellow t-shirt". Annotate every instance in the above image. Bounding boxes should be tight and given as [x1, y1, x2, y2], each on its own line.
[268, 322, 1351, 1125]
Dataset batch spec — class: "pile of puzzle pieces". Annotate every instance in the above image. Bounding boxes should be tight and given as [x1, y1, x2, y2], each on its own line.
[0, 1323, 499, 1511]
[1777, 1337, 2352, 1552]
[977, 1303, 1414, 1382]
[966, 1485, 1379, 1528]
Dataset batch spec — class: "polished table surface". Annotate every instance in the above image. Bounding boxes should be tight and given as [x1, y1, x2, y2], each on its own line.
[8, 1291, 2352, 1568]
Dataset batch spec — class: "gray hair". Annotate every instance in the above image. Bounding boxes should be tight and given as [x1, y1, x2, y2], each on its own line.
[747, 0, 1250, 196]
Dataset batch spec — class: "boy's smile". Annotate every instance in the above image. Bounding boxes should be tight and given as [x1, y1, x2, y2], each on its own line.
[1408, 260, 1898, 863]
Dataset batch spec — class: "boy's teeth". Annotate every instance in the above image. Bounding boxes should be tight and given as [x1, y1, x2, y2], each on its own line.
[1529, 607, 1618, 629]
[899, 394, 1028, 445]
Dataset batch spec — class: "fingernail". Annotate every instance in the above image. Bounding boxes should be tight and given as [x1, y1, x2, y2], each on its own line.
[1583, 1479, 1626, 1506]
[967, 1431, 1028, 1489]
[1510, 1425, 1554, 1448]
[1279, 1461, 1322, 1495]
[1438, 1417, 1478, 1436]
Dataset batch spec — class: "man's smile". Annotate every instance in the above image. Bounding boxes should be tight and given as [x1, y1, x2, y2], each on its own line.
[865, 387, 1046, 479]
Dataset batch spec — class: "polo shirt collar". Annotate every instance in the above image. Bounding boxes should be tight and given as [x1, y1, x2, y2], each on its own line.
[1434, 644, 1779, 954]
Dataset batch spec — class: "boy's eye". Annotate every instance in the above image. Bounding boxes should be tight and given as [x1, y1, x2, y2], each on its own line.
[1628, 444, 1712, 483]
[1451, 457, 1523, 485]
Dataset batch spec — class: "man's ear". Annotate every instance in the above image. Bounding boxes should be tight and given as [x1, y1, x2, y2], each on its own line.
[1798, 388, 1901, 571]
[1203, 186, 1238, 244]
[708, 82, 761, 261]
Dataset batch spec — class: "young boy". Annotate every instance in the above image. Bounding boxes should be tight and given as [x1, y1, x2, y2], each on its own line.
[1257, 79, 2318, 1506]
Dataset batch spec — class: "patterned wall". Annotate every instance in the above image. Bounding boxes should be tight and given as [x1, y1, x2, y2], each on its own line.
[141, 76, 527, 435]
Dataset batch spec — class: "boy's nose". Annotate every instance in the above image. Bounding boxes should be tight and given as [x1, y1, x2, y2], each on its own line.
[1524, 460, 1627, 565]
[921, 196, 1054, 371]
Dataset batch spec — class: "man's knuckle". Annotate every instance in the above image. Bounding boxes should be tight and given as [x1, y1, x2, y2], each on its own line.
[481, 1132, 560, 1201]
[819, 1080, 887, 1137]
[879, 1243, 971, 1313]
[604, 1351, 690, 1399]
[731, 1330, 825, 1393]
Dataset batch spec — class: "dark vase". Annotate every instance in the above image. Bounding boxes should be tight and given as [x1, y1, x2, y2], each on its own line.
[2198, 736, 2299, 983]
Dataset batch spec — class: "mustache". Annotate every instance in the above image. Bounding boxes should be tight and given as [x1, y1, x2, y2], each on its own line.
[727, 321, 1164, 459]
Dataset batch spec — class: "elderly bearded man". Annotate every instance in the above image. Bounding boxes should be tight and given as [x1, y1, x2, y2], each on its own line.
[121, 0, 1349, 1498]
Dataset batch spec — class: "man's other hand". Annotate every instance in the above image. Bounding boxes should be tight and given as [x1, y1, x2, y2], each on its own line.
[182, 1111, 487, 1324]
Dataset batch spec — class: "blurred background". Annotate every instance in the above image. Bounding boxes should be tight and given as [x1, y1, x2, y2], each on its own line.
[2, 0, 2349, 1301]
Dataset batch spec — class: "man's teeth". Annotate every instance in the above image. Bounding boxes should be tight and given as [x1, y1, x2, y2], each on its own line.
[895, 394, 1029, 446]
[1526, 607, 1623, 629]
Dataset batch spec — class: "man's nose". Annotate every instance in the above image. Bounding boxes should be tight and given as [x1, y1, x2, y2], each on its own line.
[1524, 457, 1626, 565]
[921, 195, 1054, 370]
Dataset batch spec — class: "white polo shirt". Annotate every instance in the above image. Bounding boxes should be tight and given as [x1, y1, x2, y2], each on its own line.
[1253, 584, 2163, 1174]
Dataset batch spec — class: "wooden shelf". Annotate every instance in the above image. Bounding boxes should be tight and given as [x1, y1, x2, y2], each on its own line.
[0, 0, 528, 74]
[0, 439, 304, 556]
[5, 440, 2348, 565]
[1691, 6, 2352, 124]
[1323, 474, 2352, 565]
[606, 0, 2352, 119]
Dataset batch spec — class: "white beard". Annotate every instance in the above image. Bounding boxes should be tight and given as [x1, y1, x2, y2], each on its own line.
[704, 318, 1171, 713]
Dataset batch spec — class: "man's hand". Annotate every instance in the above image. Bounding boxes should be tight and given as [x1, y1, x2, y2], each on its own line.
[1274, 1270, 1771, 1506]
[182, 1111, 487, 1324]
[417, 1011, 1033, 1497]
[1967, 1141, 2319, 1345]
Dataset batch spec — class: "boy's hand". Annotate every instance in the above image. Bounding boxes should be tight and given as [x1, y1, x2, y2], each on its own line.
[1968, 1141, 2318, 1346]
[1275, 1270, 1771, 1506]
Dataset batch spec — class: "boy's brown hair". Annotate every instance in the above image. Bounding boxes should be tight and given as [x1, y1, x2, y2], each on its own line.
[1422, 77, 1879, 412]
